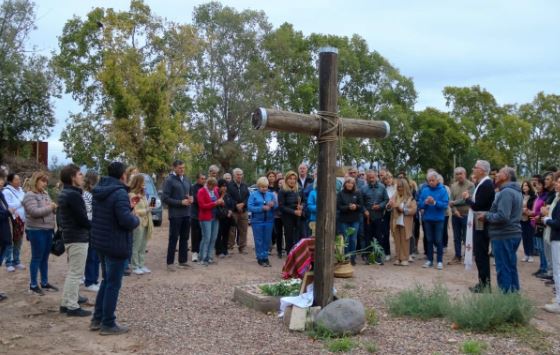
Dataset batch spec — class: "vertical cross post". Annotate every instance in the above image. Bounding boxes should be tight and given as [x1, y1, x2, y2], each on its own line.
[314, 47, 338, 307]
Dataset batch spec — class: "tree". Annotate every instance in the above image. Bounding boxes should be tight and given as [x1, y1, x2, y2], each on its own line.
[0, 0, 58, 160]
[411, 108, 470, 180]
[519, 92, 560, 173]
[443, 85, 530, 170]
[53, 0, 201, 175]
[188, 2, 272, 178]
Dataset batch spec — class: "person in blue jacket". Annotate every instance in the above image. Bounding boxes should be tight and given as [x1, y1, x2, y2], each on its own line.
[418, 171, 449, 270]
[307, 183, 317, 236]
[90, 162, 140, 335]
[248, 177, 277, 267]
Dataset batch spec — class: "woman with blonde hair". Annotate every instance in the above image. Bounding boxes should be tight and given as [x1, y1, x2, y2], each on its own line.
[248, 177, 277, 266]
[23, 171, 58, 295]
[388, 178, 417, 266]
[278, 171, 304, 253]
[128, 174, 153, 275]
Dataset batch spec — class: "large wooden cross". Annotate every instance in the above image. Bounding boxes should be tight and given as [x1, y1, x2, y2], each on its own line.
[252, 47, 390, 307]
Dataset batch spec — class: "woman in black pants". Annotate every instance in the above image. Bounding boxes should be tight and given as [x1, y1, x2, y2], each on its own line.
[268, 172, 284, 258]
[278, 171, 303, 253]
[215, 179, 235, 258]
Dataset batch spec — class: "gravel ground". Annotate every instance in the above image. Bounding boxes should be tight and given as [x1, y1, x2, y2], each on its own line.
[1, 215, 559, 354]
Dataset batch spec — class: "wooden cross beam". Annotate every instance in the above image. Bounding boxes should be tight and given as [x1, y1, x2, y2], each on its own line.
[252, 47, 390, 307]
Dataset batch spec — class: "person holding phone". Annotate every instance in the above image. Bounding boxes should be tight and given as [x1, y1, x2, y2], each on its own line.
[128, 174, 153, 275]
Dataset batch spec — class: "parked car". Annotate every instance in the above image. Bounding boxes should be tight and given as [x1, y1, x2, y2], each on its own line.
[142, 173, 163, 226]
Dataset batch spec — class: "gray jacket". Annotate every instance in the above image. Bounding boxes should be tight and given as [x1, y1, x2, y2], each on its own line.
[162, 173, 192, 219]
[485, 182, 522, 240]
[360, 181, 388, 220]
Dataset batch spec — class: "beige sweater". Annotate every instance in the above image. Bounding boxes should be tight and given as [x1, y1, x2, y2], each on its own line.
[23, 191, 55, 230]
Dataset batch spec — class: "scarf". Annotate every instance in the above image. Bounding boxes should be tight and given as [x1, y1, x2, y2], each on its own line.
[465, 176, 491, 271]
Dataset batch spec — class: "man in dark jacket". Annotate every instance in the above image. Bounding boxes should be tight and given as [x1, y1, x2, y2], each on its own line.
[90, 162, 139, 335]
[361, 170, 389, 264]
[464, 160, 495, 292]
[478, 167, 522, 292]
[58, 164, 91, 317]
[190, 173, 206, 262]
[227, 168, 250, 253]
[162, 160, 192, 270]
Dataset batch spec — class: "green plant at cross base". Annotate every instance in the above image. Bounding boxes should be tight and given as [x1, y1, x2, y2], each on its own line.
[335, 227, 384, 263]
[259, 279, 301, 297]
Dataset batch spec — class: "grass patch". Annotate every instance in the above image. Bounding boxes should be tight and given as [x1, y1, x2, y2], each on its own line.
[365, 307, 378, 326]
[493, 324, 552, 353]
[326, 337, 357, 353]
[307, 323, 335, 340]
[386, 283, 450, 320]
[448, 292, 534, 332]
[461, 340, 487, 354]
[362, 341, 378, 353]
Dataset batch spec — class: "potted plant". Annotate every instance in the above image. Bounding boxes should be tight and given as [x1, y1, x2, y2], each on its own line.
[333, 227, 385, 278]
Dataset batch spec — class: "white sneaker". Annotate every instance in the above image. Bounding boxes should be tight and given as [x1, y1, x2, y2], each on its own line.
[422, 261, 433, 268]
[527, 256, 534, 263]
[192, 252, 199, 262]
[141, 266, 151, 273]
[544, 303, 560, 314]
[522, 256, 529, 262]
[437, 262, 443, 270]
[85, 284, 100, 292]
[133, 268, 144, 275]
[385, 255, 391, 262]
[6, 266, 15, 272]
[15, 264, 26, 270]
[408, 256, 414, 262]
[80, 277, 85, 285]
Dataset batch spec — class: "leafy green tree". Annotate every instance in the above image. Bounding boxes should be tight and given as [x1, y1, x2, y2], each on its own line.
[53, 0, 200, 176]
[411, 108, 470, 179]
[0, 0, 58, 160]
[519, 92, 560, 173]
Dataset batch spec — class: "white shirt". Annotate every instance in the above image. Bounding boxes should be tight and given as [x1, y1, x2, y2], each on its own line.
[2, 185, 26, 222]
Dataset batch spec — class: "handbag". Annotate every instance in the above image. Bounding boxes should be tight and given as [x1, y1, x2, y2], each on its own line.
[12, 215, 25, 242]
[51, 229, 65, 256]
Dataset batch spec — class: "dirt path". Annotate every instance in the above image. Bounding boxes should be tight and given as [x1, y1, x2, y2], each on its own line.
[1, 215, 558, 354]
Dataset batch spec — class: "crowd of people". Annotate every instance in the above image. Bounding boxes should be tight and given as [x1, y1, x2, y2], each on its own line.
[1, 157, 560, 336]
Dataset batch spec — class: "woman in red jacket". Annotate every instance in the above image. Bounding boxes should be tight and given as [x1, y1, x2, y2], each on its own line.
[197, 178, 224, 266]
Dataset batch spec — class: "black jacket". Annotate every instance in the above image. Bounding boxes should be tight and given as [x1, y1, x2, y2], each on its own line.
[190, 183, 204, 220]
[337, 189, 364, 223]
[227, 181, 250, 212]
[297, 176, 314, 191]
[162, 173, 192, 219]
[90, 177, 139, 260]
[278, 189, 303, 217]
[57, 185, 91, 244]
[466, 178, 495, 211]
[546, 200, 560, 241]
[0, 191, 12, 248]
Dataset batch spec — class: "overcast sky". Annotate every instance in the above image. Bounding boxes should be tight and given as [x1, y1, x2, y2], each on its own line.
[28, 0, 560, 165]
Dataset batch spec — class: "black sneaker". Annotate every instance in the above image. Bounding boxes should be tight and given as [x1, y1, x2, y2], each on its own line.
[90, 319, 102, 331]
[41, 283, 59, 292]
[78, 295, 88, 304]
[59, 306, 68, 313]
[124, 268, 132, 276]
[264, 260, 271, 267]
[67, 307, 92, 317]
[99, 324, 129, 336]
[29, 286, 45, 296]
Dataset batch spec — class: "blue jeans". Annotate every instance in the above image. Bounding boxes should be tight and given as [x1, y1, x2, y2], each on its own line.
[93, 252, 126, 328]
[252, 222, 274, 261]
[492, 238, 522, 292]
[84, 245, 100, 287]
[452, 215, 468, 258]
[4, 238, 22, 266]
[27, 229, 53, 287]
[199, 219, 219, 262]
[340, 221, 360, 261]
[424, 220, 444, 264]
[535, 237, 547, 273]
[520, 220, 534, 257]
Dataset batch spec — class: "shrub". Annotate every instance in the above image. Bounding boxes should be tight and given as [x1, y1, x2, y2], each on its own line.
[386, 284, 451, 320]
[258, 279, 301, 297]
[365, 307, 378, 326]
[461, 340, 488, 354]
[307, 323, 335, 340]
[326, 338, 357, 353]
[362, 341, 378, 353]
[448, 292, 535, 332]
